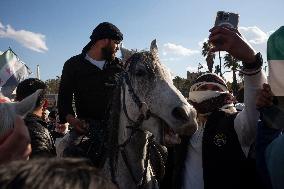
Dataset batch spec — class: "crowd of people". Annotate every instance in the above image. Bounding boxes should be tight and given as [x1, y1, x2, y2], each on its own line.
[0, 21, 283, 189]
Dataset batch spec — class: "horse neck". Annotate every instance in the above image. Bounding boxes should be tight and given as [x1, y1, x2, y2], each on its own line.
[118, 82, 142, 146]
[114, 85, 151, 187]
[118, 104, 147, 165]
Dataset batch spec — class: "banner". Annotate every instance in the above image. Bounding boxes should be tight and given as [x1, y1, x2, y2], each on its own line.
[0, 48, 32, 97]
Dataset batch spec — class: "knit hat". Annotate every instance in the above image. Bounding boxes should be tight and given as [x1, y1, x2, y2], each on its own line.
[190, 73, 228, 92]
[267, 26, 284, 96]
[82, 22, 123, 53]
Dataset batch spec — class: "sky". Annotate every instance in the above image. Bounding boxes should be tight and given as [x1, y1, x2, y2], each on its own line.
[0, 0, 283, 82]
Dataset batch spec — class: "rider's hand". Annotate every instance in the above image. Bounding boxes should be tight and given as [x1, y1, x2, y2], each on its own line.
[209, 26, 256, 64]
[256, 83, 274, 109]
[66, 115, 87, 134]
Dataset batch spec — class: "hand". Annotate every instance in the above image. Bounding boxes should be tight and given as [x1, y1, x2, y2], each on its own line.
[0, 116, 31, 164]
[66, 115, 87, 134]
[256, 83, 274, 109]
[209, 26, 256, 63]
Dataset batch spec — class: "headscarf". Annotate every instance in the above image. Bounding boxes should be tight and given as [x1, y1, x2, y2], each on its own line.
[188, 73, 234, 115]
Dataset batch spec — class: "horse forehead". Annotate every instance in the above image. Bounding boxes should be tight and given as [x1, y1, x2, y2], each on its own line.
[129, 52, 155, 65]
[127, 51, 172, 80]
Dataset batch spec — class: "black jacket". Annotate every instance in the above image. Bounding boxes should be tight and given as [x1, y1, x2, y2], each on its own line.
[24, 113, 56, 158]
[58, 54, 124, 123]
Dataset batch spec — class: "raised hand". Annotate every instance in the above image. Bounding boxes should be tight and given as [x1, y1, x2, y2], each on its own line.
[209, 26, 256, 64]
[256, 83, 274, 109]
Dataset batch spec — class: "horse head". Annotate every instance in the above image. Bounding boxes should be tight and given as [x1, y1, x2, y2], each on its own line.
[120, 40, 197, 145]
[108, 40, 197, 189]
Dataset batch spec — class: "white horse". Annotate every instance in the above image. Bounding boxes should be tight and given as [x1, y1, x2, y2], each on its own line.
[103, 40, 197, 189]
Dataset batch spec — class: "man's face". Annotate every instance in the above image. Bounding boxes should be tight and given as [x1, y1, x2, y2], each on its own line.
[102, 39, 120, 61]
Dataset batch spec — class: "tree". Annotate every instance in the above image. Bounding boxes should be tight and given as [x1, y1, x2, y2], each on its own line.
[223, 54, 240, 96]
[173, 76, 192, 98]
[202, 41, 215, 73]
[45, 76, 61, 94]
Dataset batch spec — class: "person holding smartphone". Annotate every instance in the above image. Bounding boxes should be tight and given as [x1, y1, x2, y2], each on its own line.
[161, 24, 266, 189]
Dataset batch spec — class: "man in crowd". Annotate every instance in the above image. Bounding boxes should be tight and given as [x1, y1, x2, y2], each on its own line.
[15, 78, 56, 158]
[57, 22, 124, 167]
[161, 26, 266, 189]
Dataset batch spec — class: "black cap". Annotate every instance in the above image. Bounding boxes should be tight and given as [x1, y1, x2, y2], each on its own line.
[90, 22, 123, 42]
[82, 22, 123, 54]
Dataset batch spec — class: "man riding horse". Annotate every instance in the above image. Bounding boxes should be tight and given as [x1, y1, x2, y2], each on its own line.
[57, 22, 124, 168]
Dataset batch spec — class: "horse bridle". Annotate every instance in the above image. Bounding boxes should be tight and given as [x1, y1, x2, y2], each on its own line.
[111, 71, 161, 189]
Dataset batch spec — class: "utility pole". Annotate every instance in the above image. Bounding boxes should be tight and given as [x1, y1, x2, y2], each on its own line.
[218, 51, 222, 77]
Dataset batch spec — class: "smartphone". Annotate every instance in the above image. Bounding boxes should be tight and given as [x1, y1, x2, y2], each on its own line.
[214, 11, 239, 29]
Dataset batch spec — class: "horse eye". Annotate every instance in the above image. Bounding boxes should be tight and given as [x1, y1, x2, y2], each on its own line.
[135, 69, 147, 77]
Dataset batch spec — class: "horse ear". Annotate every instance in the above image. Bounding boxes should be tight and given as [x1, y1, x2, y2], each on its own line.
[120, 44, 134, 62]
[150, 39, 158, 55]
[14, 89, 42, 117]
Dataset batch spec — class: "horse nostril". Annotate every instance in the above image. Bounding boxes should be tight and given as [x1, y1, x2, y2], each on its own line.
[172, 107, 189, 121]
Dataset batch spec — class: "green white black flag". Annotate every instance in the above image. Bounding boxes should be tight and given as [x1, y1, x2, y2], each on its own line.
[267, 26, 284, 96]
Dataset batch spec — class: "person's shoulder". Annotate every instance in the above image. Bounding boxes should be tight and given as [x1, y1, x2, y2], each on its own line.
[64, 54, 85, 66]
[62, 54, 86, 73]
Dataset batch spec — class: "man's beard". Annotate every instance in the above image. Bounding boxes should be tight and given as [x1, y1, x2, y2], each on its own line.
[102, 45, 115, 62]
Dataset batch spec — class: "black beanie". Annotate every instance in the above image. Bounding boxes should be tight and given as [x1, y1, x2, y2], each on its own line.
[82, 22, 123, 54]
